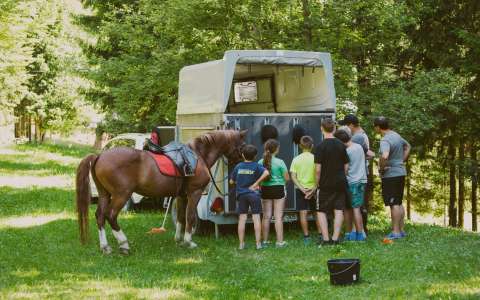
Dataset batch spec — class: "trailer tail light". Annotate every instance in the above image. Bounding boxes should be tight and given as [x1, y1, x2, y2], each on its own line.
[210, 197, 224, 213]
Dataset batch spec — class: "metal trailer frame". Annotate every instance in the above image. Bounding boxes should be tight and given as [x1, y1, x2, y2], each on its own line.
[174, 50, 337, 236]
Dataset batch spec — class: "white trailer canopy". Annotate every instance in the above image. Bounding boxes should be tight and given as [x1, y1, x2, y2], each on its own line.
[177, 50, 336, 116]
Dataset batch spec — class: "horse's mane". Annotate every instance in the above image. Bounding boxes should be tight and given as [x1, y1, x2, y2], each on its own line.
[192, 130, 238, 150]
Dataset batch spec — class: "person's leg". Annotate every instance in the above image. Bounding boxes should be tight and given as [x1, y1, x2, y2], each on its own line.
[344, 208, 354, 232]
[238, 214, 247, 248]
[262, 199, 273, 242]
[332, 209, 344, 241]
[273, 198, 285, 244]
[391, 205, 402, 234]
[353, 207, 365, 237]
[252, 214, 262, 248]
[299, 210, 309, 236]
[317, 212, 330, 241]
[400, 204, 406, 233]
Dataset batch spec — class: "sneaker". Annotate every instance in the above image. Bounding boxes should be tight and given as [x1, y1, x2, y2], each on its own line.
[318, 240, 331, 247]
[316, 235, 324, 245]
[345, 231, 357, 241]
[276, 241, 288, 248]
[356, 232, 367, 241]
[303, 236, 311, 245]
[386, 232, 402, 240]
[238, 244, 246, 250]
[261, 240, 271, 248]
[256, 244, 264, 250]
[400, 231, 407, 238]
[330, 239, 342, 246]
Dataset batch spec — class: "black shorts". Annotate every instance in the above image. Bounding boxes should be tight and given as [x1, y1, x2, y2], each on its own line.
[261, 185, 285, 199]
[381, 176, 405, 206]
[296, 189, 316, 211]
[236, 193, 262, 214]
[316, 189, 347, 213]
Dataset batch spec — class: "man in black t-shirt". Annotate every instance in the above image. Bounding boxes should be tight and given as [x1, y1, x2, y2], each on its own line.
[314, 118, 349, 246]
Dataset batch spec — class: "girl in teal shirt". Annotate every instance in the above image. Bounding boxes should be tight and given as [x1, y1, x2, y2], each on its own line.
[259, 139, 290, 247]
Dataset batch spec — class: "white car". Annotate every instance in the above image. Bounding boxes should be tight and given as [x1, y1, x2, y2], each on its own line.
[90, 133, 149, 210]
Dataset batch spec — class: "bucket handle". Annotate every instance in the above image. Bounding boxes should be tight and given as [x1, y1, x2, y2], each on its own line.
[329, 261, 359, 276]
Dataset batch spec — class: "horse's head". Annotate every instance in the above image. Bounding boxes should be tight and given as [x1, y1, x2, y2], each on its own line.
[224, 130, 247, 165]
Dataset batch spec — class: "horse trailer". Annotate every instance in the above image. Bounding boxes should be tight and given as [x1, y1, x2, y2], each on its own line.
[174, 50, 336, 236]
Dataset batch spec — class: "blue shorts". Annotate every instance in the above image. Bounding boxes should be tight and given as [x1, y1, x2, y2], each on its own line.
[236, 193, 262, 214]
[348, 182, 366, 208]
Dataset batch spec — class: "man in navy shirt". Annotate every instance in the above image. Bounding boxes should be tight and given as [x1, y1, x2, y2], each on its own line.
[230, 144, 270, 250]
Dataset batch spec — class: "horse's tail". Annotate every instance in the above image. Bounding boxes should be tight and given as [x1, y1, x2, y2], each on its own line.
[76, 154, 97, 244]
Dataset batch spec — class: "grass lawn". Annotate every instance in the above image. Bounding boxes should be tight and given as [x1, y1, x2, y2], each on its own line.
[0, 142, 479, 299]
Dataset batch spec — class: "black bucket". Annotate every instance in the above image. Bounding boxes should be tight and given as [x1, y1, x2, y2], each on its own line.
[327, 258, 360, 285]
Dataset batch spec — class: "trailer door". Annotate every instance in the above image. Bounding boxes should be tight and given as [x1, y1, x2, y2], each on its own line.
[224, 113, 333, 213]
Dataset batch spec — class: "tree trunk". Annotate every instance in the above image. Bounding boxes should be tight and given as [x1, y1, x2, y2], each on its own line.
[301, 0, 313, 50]
[448, 140, 457, 227]
[406, 162, 411, 220]
[458, 141, 465, 228]
[28, 115, 32, 143]
[471, 144, 478, 231]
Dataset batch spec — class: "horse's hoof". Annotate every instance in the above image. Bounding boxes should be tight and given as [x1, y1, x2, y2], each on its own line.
[119, 248, 130, 256]
[101, 246, 112, 255]
[187, 241, 198, 249]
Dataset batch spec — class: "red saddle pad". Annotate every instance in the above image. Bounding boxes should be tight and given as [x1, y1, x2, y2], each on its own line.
[147, 152, 181, 177]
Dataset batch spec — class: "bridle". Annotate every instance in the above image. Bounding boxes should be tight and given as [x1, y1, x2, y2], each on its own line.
[200, 141, 245, 196]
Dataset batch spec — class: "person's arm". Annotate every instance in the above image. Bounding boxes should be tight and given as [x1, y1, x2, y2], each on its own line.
[403, 140, 411, 162]
[379, 140, 390, 175]
[344, 163, 349, 175]
[283, 171, 290, 182]
[290, 172, 305, 192]
[366, 149, 375, 160]
[229, 166, 238, 185]
[249, 170, 270, 191]
[315, 163, 321, 187]
[282, 161, 290, 182]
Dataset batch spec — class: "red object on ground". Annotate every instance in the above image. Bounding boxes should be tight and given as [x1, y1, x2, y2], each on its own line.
[147, 152, 181, 177]
[382, 238, 394, 244]
[148, 227, 167, 234]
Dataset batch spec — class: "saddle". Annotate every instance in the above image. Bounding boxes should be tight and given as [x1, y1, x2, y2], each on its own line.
[145, 139, 197, 177]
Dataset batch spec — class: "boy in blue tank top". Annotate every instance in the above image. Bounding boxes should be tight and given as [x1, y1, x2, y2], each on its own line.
[230, 144, 270, 250]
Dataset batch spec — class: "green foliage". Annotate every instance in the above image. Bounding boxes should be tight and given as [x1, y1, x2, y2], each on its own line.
[0, 0, 34, 108]
[1, 0, 95, 138]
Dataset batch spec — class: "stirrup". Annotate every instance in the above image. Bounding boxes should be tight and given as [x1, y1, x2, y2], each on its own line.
[183, 165, 195, 177]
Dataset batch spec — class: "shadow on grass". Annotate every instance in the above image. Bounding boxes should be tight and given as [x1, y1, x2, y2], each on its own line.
[0, 211, 479, 299]
[14, 142, 96, 159]
[0, 159, 76, 176]
[0, 186, 74, 217]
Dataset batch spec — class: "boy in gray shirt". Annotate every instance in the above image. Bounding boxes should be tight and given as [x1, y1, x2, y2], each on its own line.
[334, 129, 367, 241]
[374, 117, 411, 239]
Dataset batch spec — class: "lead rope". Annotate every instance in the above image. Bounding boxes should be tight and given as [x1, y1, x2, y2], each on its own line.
[198, 153, 227, 196]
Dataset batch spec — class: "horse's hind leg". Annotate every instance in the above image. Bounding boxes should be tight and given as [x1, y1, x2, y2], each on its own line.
[184, 189, 202, 248]
[96, 191, 112, 254]
[106, 193, 131, 255]
[175, 196, 187, 243]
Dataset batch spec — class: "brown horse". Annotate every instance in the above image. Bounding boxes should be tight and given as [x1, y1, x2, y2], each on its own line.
[76, 130, 246, 254]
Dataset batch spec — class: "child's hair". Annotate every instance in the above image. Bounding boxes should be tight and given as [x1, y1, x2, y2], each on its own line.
[321, 118, 335, 133]
[300, 135, 314, 151]
[242, 144, 258, 161]
[334, 129, 351, 143]
[337, 125, 352, 136]
[263, 139, 280, 174]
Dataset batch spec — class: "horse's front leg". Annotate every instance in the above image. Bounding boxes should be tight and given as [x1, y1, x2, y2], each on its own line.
[184, 189, 203, 248]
